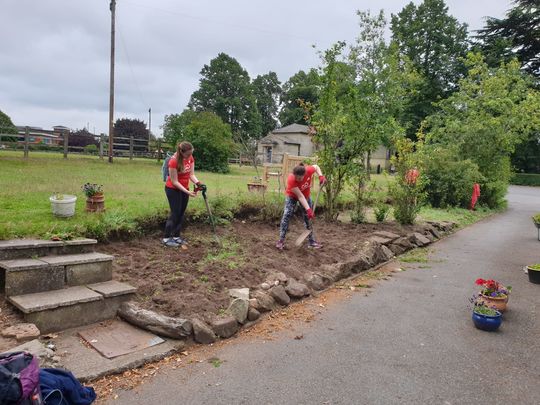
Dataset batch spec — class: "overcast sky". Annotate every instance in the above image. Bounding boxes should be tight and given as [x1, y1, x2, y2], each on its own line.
[0, 0, 511, 137]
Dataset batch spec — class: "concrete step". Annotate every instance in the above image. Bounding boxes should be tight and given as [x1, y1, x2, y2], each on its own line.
[0, 239, 97, 260]
[8, 281, 137, 334]
[0, 252, 114, 296]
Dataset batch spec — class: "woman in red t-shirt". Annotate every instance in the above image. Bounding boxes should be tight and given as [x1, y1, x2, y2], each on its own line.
[163, 141, 204, 247]
[276, 163, 326, 250]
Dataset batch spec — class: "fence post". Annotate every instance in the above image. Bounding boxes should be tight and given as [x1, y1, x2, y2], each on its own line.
[63, 130, 69, 158]
[157, 139, 161, 162]
[24, 126, 29, 158]
[99, 134, 104, 159]
[129, 135, 134, 160]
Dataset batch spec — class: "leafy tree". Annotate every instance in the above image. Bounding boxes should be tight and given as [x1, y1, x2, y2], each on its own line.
[279, 69, 320, 126]
[391, 0, 469, 137]
[425, 53, 540, 207]
[113, 118, 148, 151]
[0, 110, 18, 142]
[163, 110, 233, 173]
[252, 72, 282, 135]
[511, 132, 540, 173]
[476, 0, 540, 79]
[188, 53, 262, 141]
[69, 128, 98, 149]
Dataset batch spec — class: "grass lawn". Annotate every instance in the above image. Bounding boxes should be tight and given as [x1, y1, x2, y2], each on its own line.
[0, 150, 498, 240]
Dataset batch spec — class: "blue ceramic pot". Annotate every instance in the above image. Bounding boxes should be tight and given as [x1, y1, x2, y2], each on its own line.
[472, 310, 502, 331]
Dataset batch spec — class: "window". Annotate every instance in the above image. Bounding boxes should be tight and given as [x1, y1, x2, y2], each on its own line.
[265, 146, 272, 163]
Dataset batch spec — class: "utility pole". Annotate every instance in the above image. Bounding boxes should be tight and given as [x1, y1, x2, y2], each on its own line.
[148, 107, 152, 137]
[108, 0, 116, 163]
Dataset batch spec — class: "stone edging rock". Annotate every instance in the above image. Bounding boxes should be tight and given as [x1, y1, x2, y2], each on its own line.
[118, 221, 457, 344]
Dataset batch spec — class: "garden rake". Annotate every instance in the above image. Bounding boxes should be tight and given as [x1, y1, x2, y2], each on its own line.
[294, 183, 324, 247]
[198, 184, 220, 245]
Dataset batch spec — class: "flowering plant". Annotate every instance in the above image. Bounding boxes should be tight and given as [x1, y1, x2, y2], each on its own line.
[82, 183, 103, 197]
[475, 278, 511, 298]
[470, 300, 500, 316]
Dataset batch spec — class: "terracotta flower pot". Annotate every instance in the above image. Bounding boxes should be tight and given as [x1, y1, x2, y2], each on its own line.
[86, 192, 105, 212]
[478, 293, 508, 312]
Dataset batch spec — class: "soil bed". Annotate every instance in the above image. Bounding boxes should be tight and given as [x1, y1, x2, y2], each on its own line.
[99, 217, 421, 323]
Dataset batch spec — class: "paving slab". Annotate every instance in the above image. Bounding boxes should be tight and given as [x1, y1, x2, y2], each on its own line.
[0, 238, 97, 250]
[8, 286, 103, 313]
[40, 252, 113, 266]
[53, 322, 185, 382]
[0, 258, 49, 271]
[87, 280, 137, 297]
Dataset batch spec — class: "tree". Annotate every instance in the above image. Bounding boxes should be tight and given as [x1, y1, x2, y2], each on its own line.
[69, 128, 98, 149]
[188, 53, 262, 142]
[425, 53, 540, 207]
[113, 118, 149, 151]
[252, 72, 282, 135]
[391, 0, 469, 137]
[476, 0, 540, 79]
[163, 110, 233, 173]
[279, 69, 320, 126]
[0, 110, 18, 142]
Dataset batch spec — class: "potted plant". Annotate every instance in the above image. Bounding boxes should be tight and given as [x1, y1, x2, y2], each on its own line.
[49, 193, 77, 218]
[470, 301, 502, 332]
[525, 263, 540, 284]
[475, 278, 511, 312]
[533, 213, 540, 241]
[82, 183, 105, 212]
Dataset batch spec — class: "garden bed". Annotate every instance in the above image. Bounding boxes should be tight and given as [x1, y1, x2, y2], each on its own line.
[98, 217, 425, 324]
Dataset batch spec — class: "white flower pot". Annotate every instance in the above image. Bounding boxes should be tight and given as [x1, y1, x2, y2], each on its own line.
[49, 195, 77, 217]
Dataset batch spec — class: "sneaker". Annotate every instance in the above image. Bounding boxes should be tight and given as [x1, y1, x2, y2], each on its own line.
[308, 241, 323, 249]
[276, 239, 285, 250]
[173, 237, 187, 245]
[162, 238, 180, 247]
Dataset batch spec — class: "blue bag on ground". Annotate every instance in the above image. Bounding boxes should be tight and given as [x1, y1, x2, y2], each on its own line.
[39, 368, 96, 405]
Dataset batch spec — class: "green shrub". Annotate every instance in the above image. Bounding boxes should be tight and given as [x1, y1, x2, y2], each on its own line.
[511, 173, 540, 187]
[84, 144, 98, 155]
[374, 203, 390, 222]
[423, 147, 483, 208]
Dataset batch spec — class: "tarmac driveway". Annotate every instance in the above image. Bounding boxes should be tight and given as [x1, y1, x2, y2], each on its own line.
[109, 186, 540, 405]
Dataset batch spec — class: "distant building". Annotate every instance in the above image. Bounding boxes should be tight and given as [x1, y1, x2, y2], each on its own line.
[15, 125, 67, 145]
[257, 123, 392, 171]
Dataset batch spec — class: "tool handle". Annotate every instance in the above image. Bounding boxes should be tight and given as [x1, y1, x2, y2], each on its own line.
[312, 183, 324, 214]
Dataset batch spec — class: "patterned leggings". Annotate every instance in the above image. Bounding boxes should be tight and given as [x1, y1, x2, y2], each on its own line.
[279, 197, 314, 243]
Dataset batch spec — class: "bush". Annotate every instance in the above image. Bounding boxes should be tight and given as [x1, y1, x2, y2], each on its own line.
[374, 203, 390, 222]
[84, 144, 98, 155]
[423, 147, 483, 208]
[511, 173, 540, 187]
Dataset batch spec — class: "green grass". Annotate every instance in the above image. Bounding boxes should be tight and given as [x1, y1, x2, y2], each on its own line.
[399, 248, 432, 263]
[0, 150, 498, 239]
[417, 205, 498, 228]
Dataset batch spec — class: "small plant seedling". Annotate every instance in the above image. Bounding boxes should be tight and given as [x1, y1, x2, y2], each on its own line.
[208, 357, 223, 368]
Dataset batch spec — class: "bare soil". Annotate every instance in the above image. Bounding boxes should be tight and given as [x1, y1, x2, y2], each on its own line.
[99, 217, 420, 323]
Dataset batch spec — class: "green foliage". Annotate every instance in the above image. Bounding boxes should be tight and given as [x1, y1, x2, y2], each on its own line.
[425, 54, 540, 208]
[188, 53, 262, 143]
[511, 133, 540, 174]
[279, 69, 321, 126]
[533, 213, 540, 224]
[512, 173, 540, 186]
[113, 118, 149, 152]
[374, 203, 390, 222]
[84, 144, 98, 155]
[0, 110, 18, 142]
[476, 0, 540, 79]
[252, 72, 282, 135]
[389, 136, 426, 224]
[421, 146, 483, 208]
[390, 0, 469, 137]
[163, 110, 233, 173]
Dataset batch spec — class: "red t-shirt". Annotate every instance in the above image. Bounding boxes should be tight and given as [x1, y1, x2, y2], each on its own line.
[286, 165, 316, 199]
[165, 155, 195, 189]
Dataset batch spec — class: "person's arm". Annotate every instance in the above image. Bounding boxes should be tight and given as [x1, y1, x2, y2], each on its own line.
[170, 168, 196, 197]
[292, 187, 311, 211]
[312, 164, 326, 185]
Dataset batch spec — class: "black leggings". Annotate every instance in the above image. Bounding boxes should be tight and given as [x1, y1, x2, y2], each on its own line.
[164, 186, 189, 238]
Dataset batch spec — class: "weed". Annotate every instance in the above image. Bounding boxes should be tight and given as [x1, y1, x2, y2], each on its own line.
[399, 248, 431, 263]
[199, 275, 209, 283]
[208, 358, 223, 368]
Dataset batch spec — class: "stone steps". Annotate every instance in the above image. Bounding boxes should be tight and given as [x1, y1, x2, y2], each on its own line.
[8, 281, 136, 333]
[0, 238, 97, 260]
[0, 252, 113, 296]
[0, 238, 137, 335]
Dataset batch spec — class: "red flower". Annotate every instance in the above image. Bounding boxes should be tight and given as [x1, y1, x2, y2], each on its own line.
[475, 278, 485, 285]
